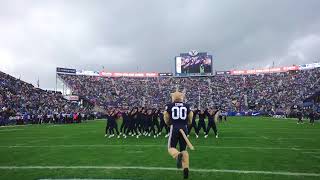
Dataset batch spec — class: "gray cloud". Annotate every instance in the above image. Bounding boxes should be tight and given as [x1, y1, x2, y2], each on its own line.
[1, 0, 320, 89]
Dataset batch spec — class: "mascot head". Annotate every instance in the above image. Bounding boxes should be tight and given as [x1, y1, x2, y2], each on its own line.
[170, 90, 185, 102]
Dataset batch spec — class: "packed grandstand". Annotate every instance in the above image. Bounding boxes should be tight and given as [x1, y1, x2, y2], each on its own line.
[1, 61, 320, 126]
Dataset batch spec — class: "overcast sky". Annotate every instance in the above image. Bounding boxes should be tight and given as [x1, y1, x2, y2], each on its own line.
[1, 0, 320, 89]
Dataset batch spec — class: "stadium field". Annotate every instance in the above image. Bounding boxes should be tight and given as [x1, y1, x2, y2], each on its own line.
[0, 117, 319, 180]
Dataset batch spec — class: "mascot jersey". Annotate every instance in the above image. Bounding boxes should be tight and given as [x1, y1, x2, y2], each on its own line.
[165, 102, 191, 128]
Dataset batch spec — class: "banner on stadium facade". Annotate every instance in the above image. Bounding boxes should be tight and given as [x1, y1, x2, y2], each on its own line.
[76, 70, 99, 76]
[230, 66, 299, 75]
[63, 95, 79, 101]
[215, 71, 231, 75]
[99, 72, 159, 77]
[158, 73, 173, 76]
[299, 62, 320, 70]
[56, 67, 76, 74]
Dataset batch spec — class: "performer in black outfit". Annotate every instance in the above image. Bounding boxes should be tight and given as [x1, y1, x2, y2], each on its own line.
[204, 108, 218, 138]
[188, 108, 199, 138]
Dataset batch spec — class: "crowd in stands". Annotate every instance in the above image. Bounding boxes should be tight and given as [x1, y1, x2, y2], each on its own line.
[59, 68, 320, 115]
[1, 67, 320, 127]
[0, 71, 94, 126]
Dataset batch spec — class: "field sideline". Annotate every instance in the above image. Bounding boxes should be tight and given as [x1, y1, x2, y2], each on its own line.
[0, 117, 319, 180]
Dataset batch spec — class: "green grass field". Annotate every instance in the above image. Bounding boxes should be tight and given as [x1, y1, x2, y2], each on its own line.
[0, 117, 319, 180]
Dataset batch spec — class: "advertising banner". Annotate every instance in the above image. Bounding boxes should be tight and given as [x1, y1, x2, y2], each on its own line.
[215, 71, 231, 75]
[299, 62, 320, 70]
[76, 70, 99, 76]
[56, 67, 76, 74]
[63, 95, 79, 101]
[230, 66, 299, 75]
[99, 72, 158, 77]
[158, 73, 173, 76]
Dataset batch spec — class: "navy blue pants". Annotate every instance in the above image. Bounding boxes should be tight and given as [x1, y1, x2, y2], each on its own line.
[197, 120, 206, 134]
[168, 125, 188, 151]
[188, 120, 198, 135]
[206, 120, 217, 135]
[109, 122, 119, 135]
[159, 120, 169, 134]
[126, 122, 138, 135]
[120, 121, 127, 133]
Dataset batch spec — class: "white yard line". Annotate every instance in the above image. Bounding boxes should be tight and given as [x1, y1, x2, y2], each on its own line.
[0, 144, 320, 151]
[0, 124, 33, 128]
[312, 156, 320, 159]
[221, 127, 319, 130]
[222, 128, 294, 130]
[302, 152, 320, 154]
[276, 137, 314, 140]
[0, 129, 24, 132]
[0, 120, 102, 127]
[219, 137, 264, 139]
[9, 138, 68, 140]
[0, 166, 319, 177]
[127, 150, 143, 154]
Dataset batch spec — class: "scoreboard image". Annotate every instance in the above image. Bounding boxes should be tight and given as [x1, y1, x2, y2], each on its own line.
[175, 51, 213, 76]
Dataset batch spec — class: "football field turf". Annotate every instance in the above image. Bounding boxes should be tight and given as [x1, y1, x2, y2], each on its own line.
[0, 117, 319, 180]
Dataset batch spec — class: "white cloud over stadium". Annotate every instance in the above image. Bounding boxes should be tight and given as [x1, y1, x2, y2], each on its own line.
[0, 0, 320, 89]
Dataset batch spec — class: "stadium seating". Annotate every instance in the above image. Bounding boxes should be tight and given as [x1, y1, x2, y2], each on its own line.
[0, 71, 92, 125]
[58, 68, 320, 114]
[2, 67, 320, 126]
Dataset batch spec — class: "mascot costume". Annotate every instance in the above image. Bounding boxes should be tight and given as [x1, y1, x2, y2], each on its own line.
[164, 91, 194, 179]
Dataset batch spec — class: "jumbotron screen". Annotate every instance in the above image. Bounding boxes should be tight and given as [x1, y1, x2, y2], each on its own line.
[175, 51, 213, 76]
